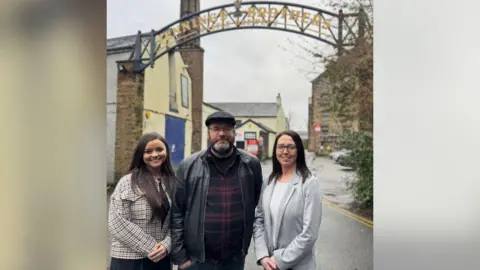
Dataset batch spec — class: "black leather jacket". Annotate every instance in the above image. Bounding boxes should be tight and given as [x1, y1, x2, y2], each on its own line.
[170, 148, 263, 265]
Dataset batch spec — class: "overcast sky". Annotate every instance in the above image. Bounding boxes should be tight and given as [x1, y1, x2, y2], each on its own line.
[107, 0, 338, 131]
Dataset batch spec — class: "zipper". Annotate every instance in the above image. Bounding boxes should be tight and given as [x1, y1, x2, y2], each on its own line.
[238, 162, 247, 254]
[200, 159, 209, 262]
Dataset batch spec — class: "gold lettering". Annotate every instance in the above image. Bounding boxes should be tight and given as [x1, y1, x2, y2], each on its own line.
[322, 19, 331, 29]
[181, 21, 191, 32]
[269, 8, 279, 23]
[199, 15, 207, 25]
[258, 7, 267, 22]
[172, 26, 182, 36]
[198, 15, 207, 31]
[289, 10, 300, 22]
[280, 8, 288, 19]
[158, 34, 166, 47]
[219, 10, 227, 21]
[247, 7, 256, 18]
[302, 11, 311, 24]
[159, 30, 173, 47]
[190, 17, 199, 30]
[311, 14, 321, 26]
[209, 13, 218, 24]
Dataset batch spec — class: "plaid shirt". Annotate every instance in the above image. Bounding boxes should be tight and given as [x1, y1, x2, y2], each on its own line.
[108, 173, 171, 259]
[204, 151, 245, 262]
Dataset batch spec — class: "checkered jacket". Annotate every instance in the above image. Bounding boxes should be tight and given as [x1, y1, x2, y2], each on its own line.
[108, 173, 172, 259]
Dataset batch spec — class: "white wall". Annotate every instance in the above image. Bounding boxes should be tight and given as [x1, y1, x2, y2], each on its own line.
[107, 52, 131, 184]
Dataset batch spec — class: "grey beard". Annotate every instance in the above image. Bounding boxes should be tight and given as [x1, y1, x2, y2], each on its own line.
[211, 142, 234, 158]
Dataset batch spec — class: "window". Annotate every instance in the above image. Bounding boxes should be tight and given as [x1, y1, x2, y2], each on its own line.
[321, 125, 329, 134]
[322, 112, 329, 120]
[169, 89, 178, 112]
[244, 132, 257, 140]
[168, 53, 178, 113]
[181, 74, 189, 108]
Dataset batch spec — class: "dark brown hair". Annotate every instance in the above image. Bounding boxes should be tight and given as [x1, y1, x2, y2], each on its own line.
[128, 132, 176, 226]
[268, 130, 312, 184]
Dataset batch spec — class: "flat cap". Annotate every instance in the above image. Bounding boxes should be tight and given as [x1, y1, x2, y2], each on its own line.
[205, 111, 236, 127]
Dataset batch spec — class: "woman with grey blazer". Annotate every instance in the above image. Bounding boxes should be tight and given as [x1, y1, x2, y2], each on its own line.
[254, 130, 323, 270]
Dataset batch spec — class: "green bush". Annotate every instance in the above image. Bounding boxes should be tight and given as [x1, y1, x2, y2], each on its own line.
[338, 154, 356, 169]
[339, 130, 373, 208]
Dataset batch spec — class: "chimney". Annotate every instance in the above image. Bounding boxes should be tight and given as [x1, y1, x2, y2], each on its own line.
[276, 93, 282, 106]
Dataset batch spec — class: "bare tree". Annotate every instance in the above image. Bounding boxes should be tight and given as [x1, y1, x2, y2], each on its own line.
[285, 110, 294, 130]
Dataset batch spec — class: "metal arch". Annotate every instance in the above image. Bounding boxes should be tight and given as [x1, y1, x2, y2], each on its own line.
[146, 1, 347, 38]
[140, 27, 338, 63]
[129, 1, 366, 72]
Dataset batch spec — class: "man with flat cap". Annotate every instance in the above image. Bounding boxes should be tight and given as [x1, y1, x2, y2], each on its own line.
[171, 111, 263, 270]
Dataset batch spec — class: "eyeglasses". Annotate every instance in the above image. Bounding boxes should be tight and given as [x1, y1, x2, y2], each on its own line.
[209, 127, 234, 133]
[276, 144, 296, 151]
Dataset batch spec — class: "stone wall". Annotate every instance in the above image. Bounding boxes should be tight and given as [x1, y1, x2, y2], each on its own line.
[309, 81, 324, 153]
[114, 60, 145, 183]
[180, 49, 204, 154]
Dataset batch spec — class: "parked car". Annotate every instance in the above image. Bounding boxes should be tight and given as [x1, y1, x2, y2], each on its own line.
[329, 148, 351, 162]
[338, 153, 356, 169]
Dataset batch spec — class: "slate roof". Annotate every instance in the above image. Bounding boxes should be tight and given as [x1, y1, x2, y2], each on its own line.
[236, 119, 276, 134]
[107, 34, 136, 53]
[206, 102, 278, 117]
[107, 33, 154, 55]
[203, 102, 223, 111]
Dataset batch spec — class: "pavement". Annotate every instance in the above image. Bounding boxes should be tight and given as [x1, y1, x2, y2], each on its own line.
[108, 152, 373, 270]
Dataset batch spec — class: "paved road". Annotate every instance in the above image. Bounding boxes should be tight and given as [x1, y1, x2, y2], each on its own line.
[108, 153, 373, 270]
[240, 156, 373, 270]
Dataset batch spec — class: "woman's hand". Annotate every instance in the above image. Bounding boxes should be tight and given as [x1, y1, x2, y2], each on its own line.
[269, 256, 279, 269]
[147, 243, 167, 262]
[260, 256, 278, 270]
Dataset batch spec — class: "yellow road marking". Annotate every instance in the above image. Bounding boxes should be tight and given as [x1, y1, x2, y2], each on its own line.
[322, 199, 373, 229]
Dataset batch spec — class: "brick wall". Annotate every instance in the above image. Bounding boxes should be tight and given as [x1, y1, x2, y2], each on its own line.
[309, 75, 361, 152]
[311, 82, 323, 153]
[114, 60, 145, 183]
[180, 49, 204, 154]
[307, 96, 314, 152]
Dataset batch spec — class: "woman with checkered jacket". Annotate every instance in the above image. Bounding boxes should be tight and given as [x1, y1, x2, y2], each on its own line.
[108, 132, 177, 270]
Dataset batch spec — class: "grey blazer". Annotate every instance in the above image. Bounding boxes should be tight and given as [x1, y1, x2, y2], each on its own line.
[253, 172, 322, 270]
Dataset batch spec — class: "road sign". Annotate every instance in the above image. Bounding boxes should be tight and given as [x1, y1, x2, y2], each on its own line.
[235, 130, 244, 141]
[314, 124, 321, 133]
[246, 139, 259, 156]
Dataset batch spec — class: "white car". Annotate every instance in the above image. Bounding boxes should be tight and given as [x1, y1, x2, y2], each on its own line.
[329, 149, 351, 162]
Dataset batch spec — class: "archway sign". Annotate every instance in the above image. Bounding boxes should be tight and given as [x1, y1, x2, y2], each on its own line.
[129, 1, 368, 72]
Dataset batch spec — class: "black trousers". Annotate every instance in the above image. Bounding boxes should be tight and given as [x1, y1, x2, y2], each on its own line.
[109, 256, 172, 270]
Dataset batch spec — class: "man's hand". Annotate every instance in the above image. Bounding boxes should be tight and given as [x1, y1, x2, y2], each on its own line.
[269, 256, 278, 269]
[147, 243, 167, 263]
[178, 260, 192, 269]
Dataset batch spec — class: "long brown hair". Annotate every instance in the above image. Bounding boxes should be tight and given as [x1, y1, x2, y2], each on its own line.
[128, 132, 176, 227]
[269, 130, 311, 184]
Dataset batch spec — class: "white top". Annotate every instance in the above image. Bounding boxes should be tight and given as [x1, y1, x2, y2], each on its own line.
[269, 181, 289, 247]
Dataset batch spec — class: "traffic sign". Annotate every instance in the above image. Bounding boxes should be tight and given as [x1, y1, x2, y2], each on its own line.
[314, 124, 321, 133]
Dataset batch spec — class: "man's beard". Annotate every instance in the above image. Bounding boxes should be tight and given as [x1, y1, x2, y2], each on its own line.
[211, 138, 234, 156]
